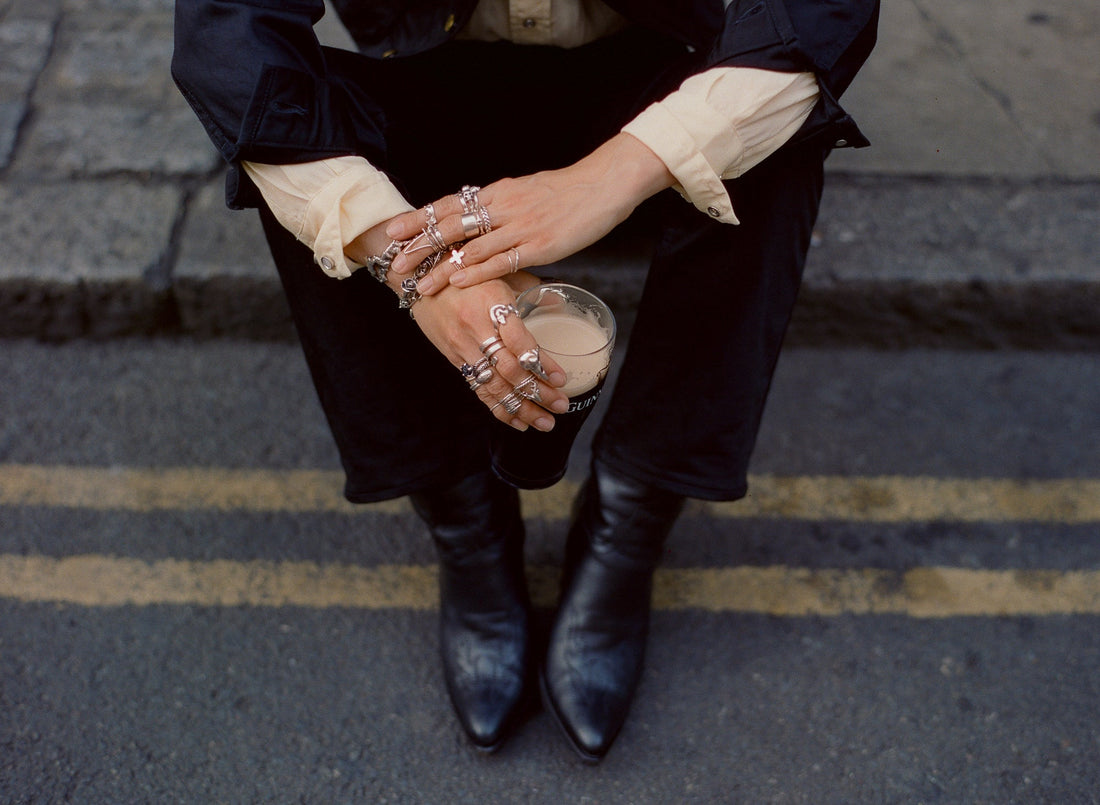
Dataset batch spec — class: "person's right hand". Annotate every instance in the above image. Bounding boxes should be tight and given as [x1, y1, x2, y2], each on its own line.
[347, 217, 569, 432]
[410, 275, 570, 432]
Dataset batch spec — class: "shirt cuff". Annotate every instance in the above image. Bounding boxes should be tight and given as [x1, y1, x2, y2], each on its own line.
[622, 68, 819, 225]
[242, 157, 414, 279]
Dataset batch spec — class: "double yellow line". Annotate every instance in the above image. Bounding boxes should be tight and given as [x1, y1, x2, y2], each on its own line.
[3, 464, 1099, 615]
[3, 464, 1099, 522]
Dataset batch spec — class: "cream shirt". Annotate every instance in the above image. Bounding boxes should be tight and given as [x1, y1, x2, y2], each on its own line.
[243, 0, 819, 279]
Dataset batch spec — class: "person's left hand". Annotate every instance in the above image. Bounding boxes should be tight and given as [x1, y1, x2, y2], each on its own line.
[385, 133, 675, 295]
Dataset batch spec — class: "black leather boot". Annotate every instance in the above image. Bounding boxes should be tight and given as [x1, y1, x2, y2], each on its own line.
[541, 462, 685, 762]
[409, 470, 531, 753]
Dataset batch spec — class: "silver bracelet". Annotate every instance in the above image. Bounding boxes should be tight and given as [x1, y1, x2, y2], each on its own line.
[364, 238, 408, 284]
[398, 251, 442, 314]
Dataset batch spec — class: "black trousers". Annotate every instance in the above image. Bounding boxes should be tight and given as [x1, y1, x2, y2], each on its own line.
[261, 27, 828, 502]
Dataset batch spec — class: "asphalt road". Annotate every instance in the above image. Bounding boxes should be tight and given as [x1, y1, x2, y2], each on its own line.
[1, 339, 1099, 803]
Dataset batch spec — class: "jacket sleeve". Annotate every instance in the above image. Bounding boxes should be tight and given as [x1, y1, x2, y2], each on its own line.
[171, 0, 388, 207]
[705, 0, 880, 149]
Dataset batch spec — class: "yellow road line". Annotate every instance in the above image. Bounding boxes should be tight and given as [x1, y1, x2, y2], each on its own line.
[2, 555, 1099, 616]
[2, 464, 1100, 522]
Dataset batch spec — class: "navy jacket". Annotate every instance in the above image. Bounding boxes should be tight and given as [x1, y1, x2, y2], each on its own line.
[172, 0, 878, 207]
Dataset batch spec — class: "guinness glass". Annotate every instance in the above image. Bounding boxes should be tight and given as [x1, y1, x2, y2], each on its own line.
[491, 283, 616, 489]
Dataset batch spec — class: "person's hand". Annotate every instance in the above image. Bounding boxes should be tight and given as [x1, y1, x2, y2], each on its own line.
[384, 133, 675, 295]
[410, 277, 571, 431]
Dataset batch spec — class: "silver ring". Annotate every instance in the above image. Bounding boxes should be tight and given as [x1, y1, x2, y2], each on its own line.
[482, 340, 506, 362]
[507, 247, 520, 273]
[457, 185, 481, 214]
[476, 204, 492, 234]
[402, 231, 433, 256]
[469, 366, 494, 390]
[517, 347, 550, 381]
[424, 203, 437, 227]
[492, 392, 523, 415]
[479, 336, 503, 355]
[449, 248, 466, 270]
[461, 213, 481, 240]
[426, 222, 448, 252]
[514, 375, 543, 404]
[490, 303, 519, 329]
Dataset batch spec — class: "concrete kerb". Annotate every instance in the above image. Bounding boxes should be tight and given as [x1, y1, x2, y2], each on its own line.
[2, 171, 1099, 347]
[1, 0, 1098, 347]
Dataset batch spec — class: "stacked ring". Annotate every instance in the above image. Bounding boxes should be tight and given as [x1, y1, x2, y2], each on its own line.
[507, 247, 520, 273]
[513, 375, 542, 404]
[457, 185, 481, 214]
[482, 340, 506, 363]
[460, 357, 493, 390]
[479, 335, 503, 354]
[492, 392, 523, 415]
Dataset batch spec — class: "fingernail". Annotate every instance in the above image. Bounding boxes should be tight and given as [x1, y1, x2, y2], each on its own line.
[549, 371, 567, 387]
[534, 416, 555, 432]
[449, 270, 467, 285]
[385, 222, 400, 237]
[550, 398, 568, 414]
[510, 419, 528, 432]
[416, 275, 433, 294]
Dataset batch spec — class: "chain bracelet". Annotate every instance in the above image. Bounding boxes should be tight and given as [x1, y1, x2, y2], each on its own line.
[364, 239, 408, 284]
[398, 251, 443, 315]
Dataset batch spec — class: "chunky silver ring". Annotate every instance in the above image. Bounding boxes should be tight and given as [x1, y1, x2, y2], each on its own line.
[461, 213, 481, 240]
[457, 185, 481, 214]
[507, 247, 520, 273]
[482, 340, 507, 363]
[490, 303, 519, 329]
[492, 391, 523, 415]
[460, 357, 491, 379]
[449, 248, 466, 270]
[424, 203, 437, 226]
[517, 347, 550, 381]
[469, 366, 494, 390]
[479, 336, 503, 355]
[513, 375, 543, 404]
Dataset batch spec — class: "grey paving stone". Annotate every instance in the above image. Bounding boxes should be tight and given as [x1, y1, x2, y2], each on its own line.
[0, 101, 23, 170]
[174, 181, 295, 339]
[34, 11, 176, 106]
[0, 12, 55, 169]
[824, 0, 1100, 180]
[14, 102, 219, 177]
[0, 179, 182, 338]
[0, 17, 55, 91]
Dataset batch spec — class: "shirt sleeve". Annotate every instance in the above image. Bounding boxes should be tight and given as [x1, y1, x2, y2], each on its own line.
[242, 156, 414, 279]
[621, 67, 819, 225]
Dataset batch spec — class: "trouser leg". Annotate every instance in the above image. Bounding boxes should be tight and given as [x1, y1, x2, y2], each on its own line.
[259, 207, 492, 502]
[593, 138, 831, 500]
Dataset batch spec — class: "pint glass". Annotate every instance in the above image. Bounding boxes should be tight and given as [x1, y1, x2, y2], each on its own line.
[490, 283, 616, 489]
